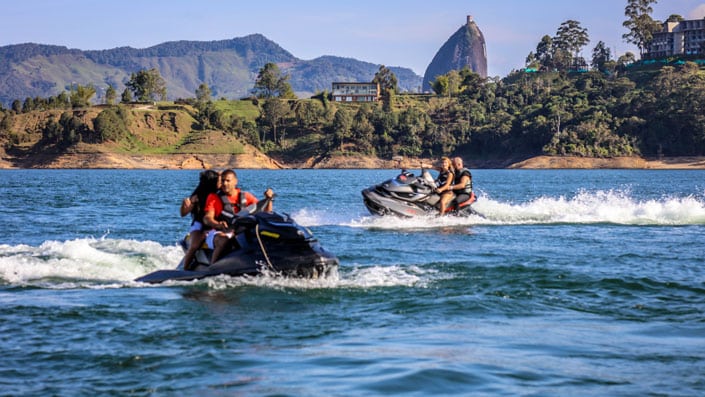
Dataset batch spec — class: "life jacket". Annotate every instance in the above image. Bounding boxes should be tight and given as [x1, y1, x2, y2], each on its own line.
[436, 169, 453, 188]
[453, 168, 473, 194]
[216, 189, 248, 228]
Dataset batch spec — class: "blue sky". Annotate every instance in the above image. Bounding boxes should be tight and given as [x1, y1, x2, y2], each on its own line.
[2, 1, 704, 77]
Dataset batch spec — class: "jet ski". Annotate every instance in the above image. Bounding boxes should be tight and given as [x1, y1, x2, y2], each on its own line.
[135, 202, 339, 284]
[361, 169, 483, 217]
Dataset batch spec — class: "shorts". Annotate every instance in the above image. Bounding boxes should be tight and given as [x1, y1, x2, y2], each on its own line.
[189, 221, 203, 233]
[206, 229, 234, 249]
[455, 193, 470, 204]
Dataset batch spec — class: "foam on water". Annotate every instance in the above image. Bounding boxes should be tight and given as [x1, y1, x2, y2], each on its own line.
[3, 189, 702, 289]
[0, 238, 436, 290]
[325, 190, 705, 228]
[185, 264, 431, 290]
[0, 237, 182, 288]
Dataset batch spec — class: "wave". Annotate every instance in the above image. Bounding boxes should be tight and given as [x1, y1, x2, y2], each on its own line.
[0, 238, 436, 290]
[292, 190, 705, 228]
[0, 238, 182, 288]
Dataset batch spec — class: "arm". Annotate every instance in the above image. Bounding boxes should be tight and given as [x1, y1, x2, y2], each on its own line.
[203, 208, 228, 231]
[180, 194, 197, 217]
[262, 188, 274, 212]
[203, 195, 228, 230]
[449, 174, 470, 191]
[249, 190, 274, 213]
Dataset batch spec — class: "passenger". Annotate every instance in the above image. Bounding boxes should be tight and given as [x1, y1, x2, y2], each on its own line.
[449, 156, 474, 205]
[180, 169, 220, 270]
[435, 157, 456, 215]
[422, 157, 455, 215]
[202, 169, 274, 264]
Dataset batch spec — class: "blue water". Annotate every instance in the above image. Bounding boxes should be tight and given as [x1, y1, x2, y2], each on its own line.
[1, 169, 705, 396]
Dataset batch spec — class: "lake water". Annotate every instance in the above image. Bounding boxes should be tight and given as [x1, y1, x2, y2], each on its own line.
[1, 169, 704, 396]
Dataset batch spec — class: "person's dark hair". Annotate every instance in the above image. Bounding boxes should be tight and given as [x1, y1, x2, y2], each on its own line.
[191, 169, 220, 217]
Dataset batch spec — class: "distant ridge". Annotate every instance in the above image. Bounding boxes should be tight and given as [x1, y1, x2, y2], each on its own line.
[0, 34, 422, 105]
[423, 16, 488, 90]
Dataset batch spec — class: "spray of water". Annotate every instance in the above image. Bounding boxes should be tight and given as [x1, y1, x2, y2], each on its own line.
[2, 190, 702, 289]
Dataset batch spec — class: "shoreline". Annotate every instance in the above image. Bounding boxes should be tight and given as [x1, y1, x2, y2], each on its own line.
[1, 152, 705, 170]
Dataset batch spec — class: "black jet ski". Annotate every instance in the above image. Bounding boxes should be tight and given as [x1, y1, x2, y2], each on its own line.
[135, 203, 339, 284]
[361, 169, 482, 217]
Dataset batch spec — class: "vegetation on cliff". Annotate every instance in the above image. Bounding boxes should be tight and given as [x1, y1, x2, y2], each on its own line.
[2, 58, 704, 167]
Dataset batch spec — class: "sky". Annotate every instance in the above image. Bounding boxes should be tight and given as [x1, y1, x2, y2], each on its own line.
[2, 1, 705, 77]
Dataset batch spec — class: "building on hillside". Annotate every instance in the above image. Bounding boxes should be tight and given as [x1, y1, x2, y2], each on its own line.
[331, 82, 380, 102]
[646, 18, 705, 58]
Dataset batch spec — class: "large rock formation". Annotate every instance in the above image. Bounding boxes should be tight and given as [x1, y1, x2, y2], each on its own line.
[422, 16, 488, 91]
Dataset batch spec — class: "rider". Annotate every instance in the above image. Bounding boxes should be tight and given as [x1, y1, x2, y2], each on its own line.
[203, 169, 274, 264]
[180, 169, 220, 270]
[422, 157, 455, 215]
[435, 157, 455, 215]
[449, 157, 474, 206]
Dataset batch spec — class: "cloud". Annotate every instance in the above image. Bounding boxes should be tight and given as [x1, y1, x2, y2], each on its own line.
[688, 5, 705, 19]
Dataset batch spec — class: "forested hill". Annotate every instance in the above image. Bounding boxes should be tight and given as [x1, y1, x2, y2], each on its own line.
[0, 34, 422, 106]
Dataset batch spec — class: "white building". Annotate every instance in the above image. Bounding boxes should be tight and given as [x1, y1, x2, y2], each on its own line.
[647, 19, 705, 58]
[331, 82, 380, 102]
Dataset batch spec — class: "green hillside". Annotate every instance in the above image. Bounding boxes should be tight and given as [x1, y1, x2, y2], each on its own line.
[2, 58, 705, 169]
[0, 35, 422, 107]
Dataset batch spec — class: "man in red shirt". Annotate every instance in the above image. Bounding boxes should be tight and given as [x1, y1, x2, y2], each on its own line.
[203, 169, 273, 264]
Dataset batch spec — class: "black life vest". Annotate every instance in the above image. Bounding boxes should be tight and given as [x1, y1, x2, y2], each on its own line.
[453, 168, 473, 194]
[436, 169, 453, 188]
[216, 189, 248, 227]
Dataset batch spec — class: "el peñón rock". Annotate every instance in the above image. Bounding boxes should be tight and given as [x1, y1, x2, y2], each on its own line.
[422, 15, 488, 91]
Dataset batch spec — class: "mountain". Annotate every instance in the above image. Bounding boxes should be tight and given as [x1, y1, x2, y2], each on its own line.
[0, 34, 422, 106]
[422, 16, 488, 90]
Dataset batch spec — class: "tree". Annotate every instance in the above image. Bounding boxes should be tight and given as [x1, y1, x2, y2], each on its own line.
[331, 108, 352, 151]
[56, 92, 70, 109]
[351, 105, 375, 154]
[373, 65, 398, 93]
[431, 75, 450, 96]
[195, 83, 212, 105]
[126, 68, 167, 102]
[534, 35, 554, 71]
[617, 52, 636, 71]
[94, 107, 129, 142]
[623, 0, 662, 57]
[259, 97, 290, 144]
[121, 88, 133, 103]
[373, 65, 398, 111]
[22, 97, 35, 113]
[70, 84, 96, 109]
[554, 20, 589, 71]
[105, 85, 117, 105]
[252, 63, 295, 99]
[591, 41, 612, 71]
[294, 100, 325, 131]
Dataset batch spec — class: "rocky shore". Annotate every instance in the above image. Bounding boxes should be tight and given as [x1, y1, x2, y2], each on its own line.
[2, 148, 705, 170]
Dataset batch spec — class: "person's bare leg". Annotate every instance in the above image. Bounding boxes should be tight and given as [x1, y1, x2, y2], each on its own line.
[183, 230, 204, 270]
[439, 193, 451, 215]
[210, 234, 227, 264]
